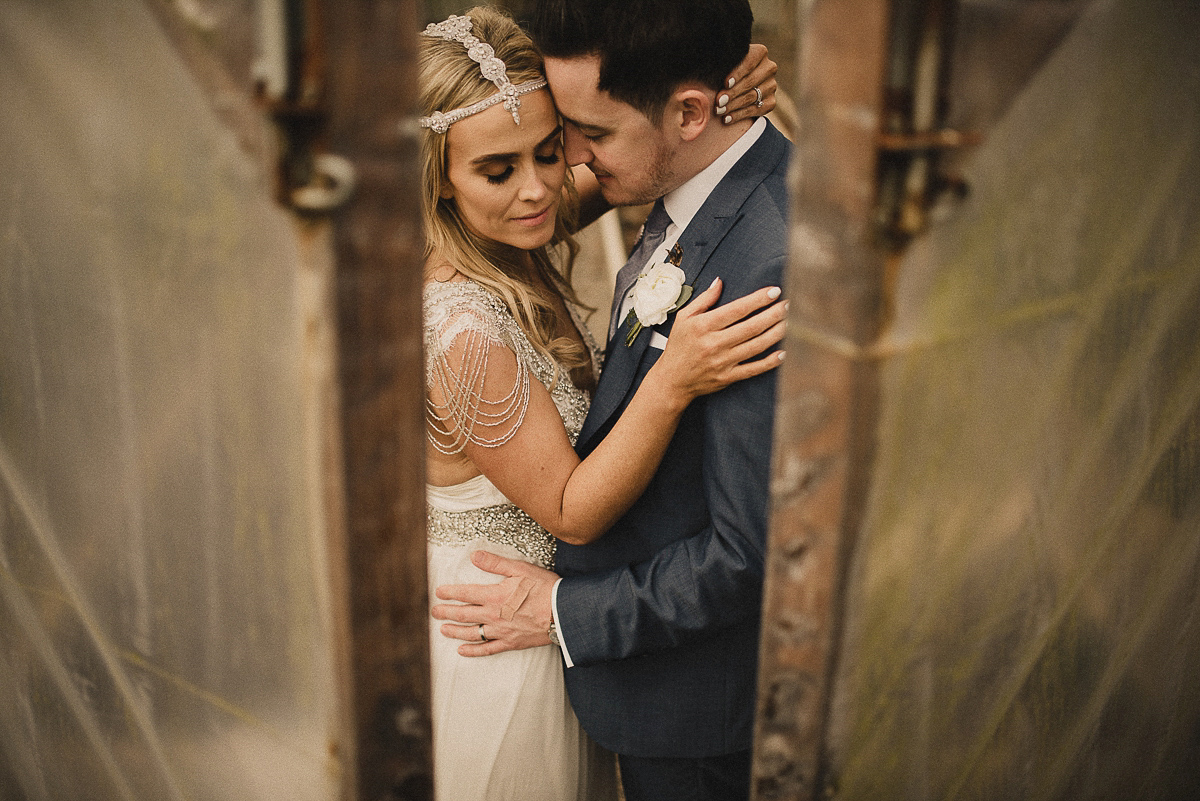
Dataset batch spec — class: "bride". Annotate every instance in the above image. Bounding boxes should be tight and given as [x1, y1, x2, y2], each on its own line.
[418, 7, 782, 799]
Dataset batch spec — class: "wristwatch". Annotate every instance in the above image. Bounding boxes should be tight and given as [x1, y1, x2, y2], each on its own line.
[547, 621, 560, 647]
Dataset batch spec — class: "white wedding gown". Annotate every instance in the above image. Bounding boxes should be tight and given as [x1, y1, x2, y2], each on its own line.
[424, 279, 618, 801]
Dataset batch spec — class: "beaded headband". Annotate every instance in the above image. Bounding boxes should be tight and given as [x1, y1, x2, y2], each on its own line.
[419, 14, 548, 135]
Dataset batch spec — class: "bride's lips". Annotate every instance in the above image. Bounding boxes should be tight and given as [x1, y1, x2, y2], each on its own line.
[514, 206, 553, 227]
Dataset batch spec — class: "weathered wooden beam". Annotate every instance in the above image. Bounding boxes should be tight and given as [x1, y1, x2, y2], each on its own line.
[752, 1, 892, 799]
[322, 2, 432, 799]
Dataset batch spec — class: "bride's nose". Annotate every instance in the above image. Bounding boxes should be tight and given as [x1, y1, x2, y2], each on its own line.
[516, 165, 549, 203]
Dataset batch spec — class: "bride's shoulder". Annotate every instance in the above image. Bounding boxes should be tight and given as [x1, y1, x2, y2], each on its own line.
[423, 272, 496, 310]
[424, 258, 460, 284]
[423, 272, 515, 350]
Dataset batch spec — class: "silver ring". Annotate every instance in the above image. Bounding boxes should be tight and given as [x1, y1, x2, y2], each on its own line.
[753, 86, 764, 107]
[477, 623, 489, 643]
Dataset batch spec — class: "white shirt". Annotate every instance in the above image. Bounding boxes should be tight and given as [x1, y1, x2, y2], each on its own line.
[554, 117, 768, 667]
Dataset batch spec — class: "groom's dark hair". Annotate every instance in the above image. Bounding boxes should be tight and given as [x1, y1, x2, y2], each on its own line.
[528, 0, 753, 122]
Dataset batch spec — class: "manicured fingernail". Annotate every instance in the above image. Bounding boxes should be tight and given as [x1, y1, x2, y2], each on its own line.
[724, 115, 733, 124]
[784, 300, 791, 311]
[767, 286, 781, 299]
[728, 76, 737, 88]
[718, 94, 729, 107]
[709, 277, 721, 289]
[777, 351, 786, 362]
[716, 105, 727, 115]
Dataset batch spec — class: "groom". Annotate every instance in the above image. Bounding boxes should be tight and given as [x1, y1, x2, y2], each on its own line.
[432, 1, 789, 798]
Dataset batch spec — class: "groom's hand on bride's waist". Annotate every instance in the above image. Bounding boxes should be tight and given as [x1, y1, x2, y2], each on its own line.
[432, 550, 558, 656]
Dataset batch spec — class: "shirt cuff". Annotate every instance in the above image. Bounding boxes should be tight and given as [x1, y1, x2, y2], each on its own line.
[551, 578, 575, 668]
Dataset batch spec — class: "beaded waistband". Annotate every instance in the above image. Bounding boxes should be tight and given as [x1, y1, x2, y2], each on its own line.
[427, 502, 555, 570]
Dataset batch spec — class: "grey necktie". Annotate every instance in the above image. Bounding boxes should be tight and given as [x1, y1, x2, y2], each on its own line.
[608, 199, 672, 342]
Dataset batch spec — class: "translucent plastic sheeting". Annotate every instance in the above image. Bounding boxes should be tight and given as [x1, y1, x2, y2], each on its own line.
[0, 2, 342, 800]
[827, 0, 1200, 798]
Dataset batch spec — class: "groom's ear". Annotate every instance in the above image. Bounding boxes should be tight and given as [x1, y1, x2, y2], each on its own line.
[671, 87, 714, 142]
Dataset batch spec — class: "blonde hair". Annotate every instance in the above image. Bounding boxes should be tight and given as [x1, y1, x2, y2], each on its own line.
[420, 6, 590, 380]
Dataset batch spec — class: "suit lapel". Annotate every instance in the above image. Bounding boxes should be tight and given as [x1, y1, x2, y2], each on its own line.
[577, 123, 790, 453]
[671, 121, 789, 297]
[577, 309, 655, 447]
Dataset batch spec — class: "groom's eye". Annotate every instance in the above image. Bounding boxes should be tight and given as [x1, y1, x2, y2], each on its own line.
[580, 127, 608, 142]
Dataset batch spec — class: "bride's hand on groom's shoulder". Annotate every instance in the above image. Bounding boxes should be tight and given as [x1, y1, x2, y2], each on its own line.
[652, 278, 787, 401]
[431, 551, 559, 657]
[718, 43, 778, 124]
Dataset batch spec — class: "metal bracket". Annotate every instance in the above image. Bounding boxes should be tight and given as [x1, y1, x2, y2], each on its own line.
[875, 0, 977, 249]
[254, 0, 355, 213]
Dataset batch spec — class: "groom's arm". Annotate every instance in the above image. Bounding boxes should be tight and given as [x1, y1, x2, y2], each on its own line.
[429, 340, 776, 663]
[432, 208, 786, 657]
[430, 265, 780, 662]
[553, 312, 778, 664]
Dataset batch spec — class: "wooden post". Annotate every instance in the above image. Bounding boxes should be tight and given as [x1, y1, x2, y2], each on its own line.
[752, 1, 892, 799]
[323, 2, 433, 799]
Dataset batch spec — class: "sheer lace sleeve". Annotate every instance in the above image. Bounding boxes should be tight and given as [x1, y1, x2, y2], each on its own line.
[424, 282, 532, 454]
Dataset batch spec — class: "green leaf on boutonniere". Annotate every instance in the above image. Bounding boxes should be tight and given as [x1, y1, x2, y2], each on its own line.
[673, 283, 693, 308]
[623, 314, 644, 348]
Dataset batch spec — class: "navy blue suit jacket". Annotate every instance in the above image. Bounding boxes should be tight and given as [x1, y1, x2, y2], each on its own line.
[558, 121, 790, 758]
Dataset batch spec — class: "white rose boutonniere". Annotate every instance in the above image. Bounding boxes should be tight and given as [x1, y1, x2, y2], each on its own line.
[623, 261, 693, 347]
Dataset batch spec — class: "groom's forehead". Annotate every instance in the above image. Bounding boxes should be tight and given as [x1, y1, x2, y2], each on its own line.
[544, 56, 646, 127]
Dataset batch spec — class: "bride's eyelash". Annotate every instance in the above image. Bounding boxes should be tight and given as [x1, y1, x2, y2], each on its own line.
[486, 166, 514, 185]
[484, 149, 560, 185]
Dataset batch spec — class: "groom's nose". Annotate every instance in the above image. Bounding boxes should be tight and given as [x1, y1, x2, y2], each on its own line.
[561, 123, 592, 167]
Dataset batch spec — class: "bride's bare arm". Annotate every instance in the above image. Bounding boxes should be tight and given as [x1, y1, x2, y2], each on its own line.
[437, 279, 785, 545]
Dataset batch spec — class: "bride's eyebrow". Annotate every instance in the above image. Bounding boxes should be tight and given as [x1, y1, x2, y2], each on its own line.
[470, 126, 565, 167]
[538, 125, 565, 148]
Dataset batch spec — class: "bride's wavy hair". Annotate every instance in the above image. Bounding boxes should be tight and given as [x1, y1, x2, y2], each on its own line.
[420, 5, 590, 382]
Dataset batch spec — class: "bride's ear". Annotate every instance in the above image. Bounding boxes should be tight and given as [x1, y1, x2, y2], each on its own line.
[672, 88, 713, 143]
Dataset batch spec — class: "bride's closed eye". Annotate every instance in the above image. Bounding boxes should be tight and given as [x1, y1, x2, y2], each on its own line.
[483, 149, 560, 185]
[485, 166, 515, 185]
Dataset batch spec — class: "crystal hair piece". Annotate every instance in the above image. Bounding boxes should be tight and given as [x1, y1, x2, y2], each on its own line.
[419, 14, 547, 134]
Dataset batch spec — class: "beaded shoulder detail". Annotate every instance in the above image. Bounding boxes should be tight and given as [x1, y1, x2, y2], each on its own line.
[423, 280, 593, 454]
